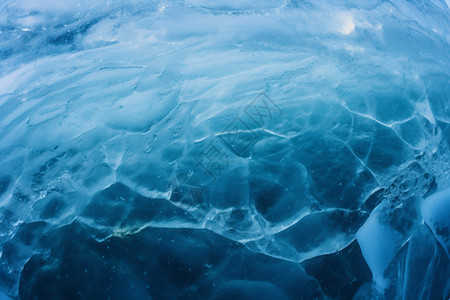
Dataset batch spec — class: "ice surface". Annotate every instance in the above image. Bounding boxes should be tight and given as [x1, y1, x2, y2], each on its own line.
[0, 0, 449, 299]
[422, 188, 450, 257]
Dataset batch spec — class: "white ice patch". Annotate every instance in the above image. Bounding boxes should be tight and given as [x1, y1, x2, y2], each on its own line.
[329, 12, 355, 35]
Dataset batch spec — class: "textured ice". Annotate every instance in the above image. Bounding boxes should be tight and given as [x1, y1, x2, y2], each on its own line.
[0, 0, 449, 299]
